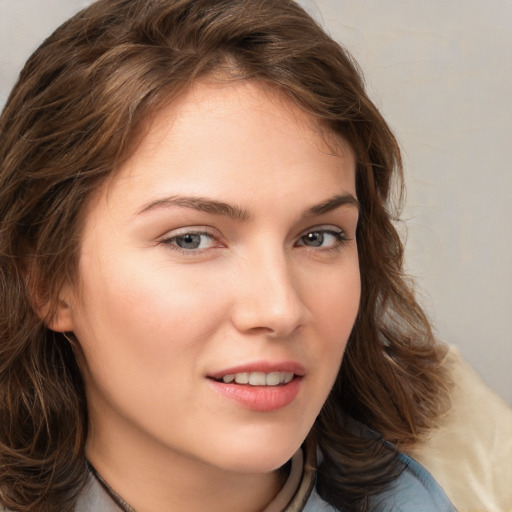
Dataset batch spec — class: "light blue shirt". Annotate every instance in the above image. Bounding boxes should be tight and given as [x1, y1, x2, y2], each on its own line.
[303, 451, 457, 511]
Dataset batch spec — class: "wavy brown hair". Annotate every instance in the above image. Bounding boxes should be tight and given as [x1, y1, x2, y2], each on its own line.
[0, 0, 449, 510]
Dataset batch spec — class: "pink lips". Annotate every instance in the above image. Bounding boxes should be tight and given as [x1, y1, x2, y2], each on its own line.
[207, 361, 305, 413]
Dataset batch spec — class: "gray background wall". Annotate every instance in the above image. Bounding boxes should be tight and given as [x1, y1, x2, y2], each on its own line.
[1, 0, 510, 405]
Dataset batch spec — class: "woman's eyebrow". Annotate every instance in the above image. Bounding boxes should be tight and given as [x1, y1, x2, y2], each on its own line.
[136, 192, 359, 220]
[136, 195, 250, 220]
[303, 193, 360, 218]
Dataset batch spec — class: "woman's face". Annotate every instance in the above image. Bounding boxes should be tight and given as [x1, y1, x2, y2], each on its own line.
[61, 81, 360, 476]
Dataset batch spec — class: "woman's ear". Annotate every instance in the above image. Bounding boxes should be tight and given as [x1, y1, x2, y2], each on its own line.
[46, 293, 75, 333]
[26, 269, 76, 332]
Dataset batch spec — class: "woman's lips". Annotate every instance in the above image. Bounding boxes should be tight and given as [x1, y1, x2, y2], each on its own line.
[207, 361, 305, 412]
[208, 377, 302, 412]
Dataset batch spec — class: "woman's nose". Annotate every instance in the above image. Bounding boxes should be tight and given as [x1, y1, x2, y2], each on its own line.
[230, 252, 307, 338]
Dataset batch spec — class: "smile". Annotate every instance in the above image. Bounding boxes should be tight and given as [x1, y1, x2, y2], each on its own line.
[219, 372, 294, 386]
[207, 363, 304, 412]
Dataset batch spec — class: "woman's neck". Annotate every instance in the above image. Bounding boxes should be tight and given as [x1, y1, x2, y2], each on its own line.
[85, 427, 287, 512]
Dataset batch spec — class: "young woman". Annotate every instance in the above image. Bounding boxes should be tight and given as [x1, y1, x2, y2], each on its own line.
[0, 0, 456, 510]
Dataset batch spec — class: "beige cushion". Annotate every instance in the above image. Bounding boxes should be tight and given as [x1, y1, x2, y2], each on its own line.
[407, 346, 512, 512]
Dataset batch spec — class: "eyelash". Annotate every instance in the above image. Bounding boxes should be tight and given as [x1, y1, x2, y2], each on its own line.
[160, 226, 349, 255]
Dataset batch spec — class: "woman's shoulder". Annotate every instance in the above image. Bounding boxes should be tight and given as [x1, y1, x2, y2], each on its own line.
[365, 450, 457, 511]
[300, 419, 457, 512]
[302, 451, 457, 512]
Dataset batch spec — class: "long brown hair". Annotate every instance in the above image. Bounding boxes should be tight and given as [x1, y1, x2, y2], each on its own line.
[0, 1, 449, 510]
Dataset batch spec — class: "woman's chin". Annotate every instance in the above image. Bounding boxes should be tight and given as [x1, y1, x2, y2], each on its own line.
[207, 440, 302, 475]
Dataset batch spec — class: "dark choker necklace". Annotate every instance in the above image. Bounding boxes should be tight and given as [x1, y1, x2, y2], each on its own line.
[86, 461, 136, 512]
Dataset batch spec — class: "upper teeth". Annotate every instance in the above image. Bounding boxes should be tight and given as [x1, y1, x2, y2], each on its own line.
[221, 372, 294, 386]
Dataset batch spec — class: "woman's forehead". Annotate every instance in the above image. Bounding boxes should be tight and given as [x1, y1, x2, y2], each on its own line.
[128, 79, 354, 169]
[81, 80, 356, 226]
